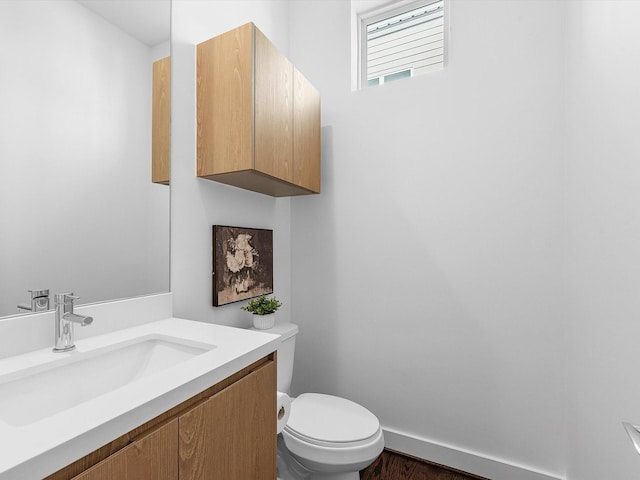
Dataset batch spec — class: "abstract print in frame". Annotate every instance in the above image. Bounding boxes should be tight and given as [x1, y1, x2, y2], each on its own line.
[212, 225, 274, 306]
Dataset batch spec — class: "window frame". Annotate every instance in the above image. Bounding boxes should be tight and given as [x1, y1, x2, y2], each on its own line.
[357, 0, 448, 90]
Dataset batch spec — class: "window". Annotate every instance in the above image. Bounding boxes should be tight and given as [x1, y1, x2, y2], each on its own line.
[358, 0, 445, 89]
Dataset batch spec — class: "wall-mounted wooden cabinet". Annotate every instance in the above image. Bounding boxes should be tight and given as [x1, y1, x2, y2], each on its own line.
[197, 22, 321, 197]
[152, 56, 170, 185]
[47, 355, 276, 480]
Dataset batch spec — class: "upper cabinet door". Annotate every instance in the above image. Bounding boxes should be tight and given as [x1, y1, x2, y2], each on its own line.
[196, 22, 321, 197]
[197, 23, 254, 177]
[152, 56, 171, 185]
[254, 26, 293, 184]
[293, 67, 321, 193]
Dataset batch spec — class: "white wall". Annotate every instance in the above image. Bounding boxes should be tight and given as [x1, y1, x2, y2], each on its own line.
[565, 1, 640, 479]
[0, 0, 169, 316]
[170, 1, 293, 327]
[288, 1, 566, 478]
[168, 1, 640, 477]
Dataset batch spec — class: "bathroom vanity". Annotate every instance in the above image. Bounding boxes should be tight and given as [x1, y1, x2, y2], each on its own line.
[0, 314, 280, 480]
[49, 353, 276, 480]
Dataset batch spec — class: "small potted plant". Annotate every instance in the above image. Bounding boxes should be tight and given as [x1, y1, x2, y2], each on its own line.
[241, 294, 282, 330]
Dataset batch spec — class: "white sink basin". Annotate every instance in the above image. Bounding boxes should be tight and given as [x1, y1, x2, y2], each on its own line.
[0, 334, 215, 426]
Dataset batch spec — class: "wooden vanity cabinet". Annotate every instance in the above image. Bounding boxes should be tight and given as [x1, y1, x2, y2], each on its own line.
[152, 56, 171, 185]
[48, 354, 276, 480]
[197, 22, 321, 197]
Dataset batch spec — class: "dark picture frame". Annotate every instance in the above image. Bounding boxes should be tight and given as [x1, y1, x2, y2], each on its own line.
[212, 225, 274, 306]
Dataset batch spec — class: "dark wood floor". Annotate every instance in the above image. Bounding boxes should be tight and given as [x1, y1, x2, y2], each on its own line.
[360, 450, 490, 480]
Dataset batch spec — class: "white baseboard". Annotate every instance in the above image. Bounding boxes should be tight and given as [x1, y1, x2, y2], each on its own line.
[382, 427, 563, 480]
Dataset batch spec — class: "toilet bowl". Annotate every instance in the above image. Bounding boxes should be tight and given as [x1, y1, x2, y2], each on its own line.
[253, 323, 384, 480]
[281, 393, 384, 479]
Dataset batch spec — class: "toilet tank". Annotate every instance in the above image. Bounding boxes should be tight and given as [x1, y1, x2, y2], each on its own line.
[263, 322, 298, 394]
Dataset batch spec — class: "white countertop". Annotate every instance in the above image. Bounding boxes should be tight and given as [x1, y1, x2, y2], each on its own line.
[0, 317, 280, 479]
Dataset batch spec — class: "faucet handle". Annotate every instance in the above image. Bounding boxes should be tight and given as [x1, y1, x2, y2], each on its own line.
[54, 293, 79, 304]
[28, 289, 49, 298]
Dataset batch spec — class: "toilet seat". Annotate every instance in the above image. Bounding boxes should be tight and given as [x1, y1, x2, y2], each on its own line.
[285, 393, 380, 445]
[282, 393, 385, 471]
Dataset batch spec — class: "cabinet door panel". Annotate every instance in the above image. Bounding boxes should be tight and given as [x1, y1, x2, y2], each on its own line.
[71, 419, 178, 480]
[152, 56, 171, 185]
[197, 22, 254, 176]
[254, 26, 293, 182]
[293, 68, 321, 193]
[179, 361, 277, 480]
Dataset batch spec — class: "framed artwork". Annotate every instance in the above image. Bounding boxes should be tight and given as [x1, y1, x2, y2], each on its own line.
[212, 225, 274, 306]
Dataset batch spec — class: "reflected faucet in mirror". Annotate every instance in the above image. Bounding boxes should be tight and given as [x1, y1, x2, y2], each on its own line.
[17, 289, 50, 313]
[53, 293, 93, 353]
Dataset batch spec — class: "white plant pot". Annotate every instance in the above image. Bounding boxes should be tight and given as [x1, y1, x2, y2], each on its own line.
[252, 313, 275, 330]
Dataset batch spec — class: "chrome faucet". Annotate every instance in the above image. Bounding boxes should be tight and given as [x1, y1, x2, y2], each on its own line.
[53, 293, 93, 352]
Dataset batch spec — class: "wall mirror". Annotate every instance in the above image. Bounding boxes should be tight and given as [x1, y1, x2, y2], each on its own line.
[0, 0, 171, 318]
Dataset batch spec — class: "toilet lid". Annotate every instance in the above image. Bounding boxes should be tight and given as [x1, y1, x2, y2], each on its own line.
[285, 393, 380, 444]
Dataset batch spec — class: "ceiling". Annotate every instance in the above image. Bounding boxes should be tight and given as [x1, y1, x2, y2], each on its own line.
[76, 0, 170, 47]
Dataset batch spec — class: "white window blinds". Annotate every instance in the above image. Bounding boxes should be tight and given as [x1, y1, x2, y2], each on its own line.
[365, 0, 444, 86]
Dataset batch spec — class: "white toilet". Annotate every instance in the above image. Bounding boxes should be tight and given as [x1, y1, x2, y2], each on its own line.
[264, 323, 384, 480]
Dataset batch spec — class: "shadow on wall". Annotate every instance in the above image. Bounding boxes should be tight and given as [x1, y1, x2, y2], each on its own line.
[290, 126, 342, 397]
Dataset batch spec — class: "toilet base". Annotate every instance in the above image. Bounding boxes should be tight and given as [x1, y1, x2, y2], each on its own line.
[309, 473, 359, 480]
[278, 435, 365, 480]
